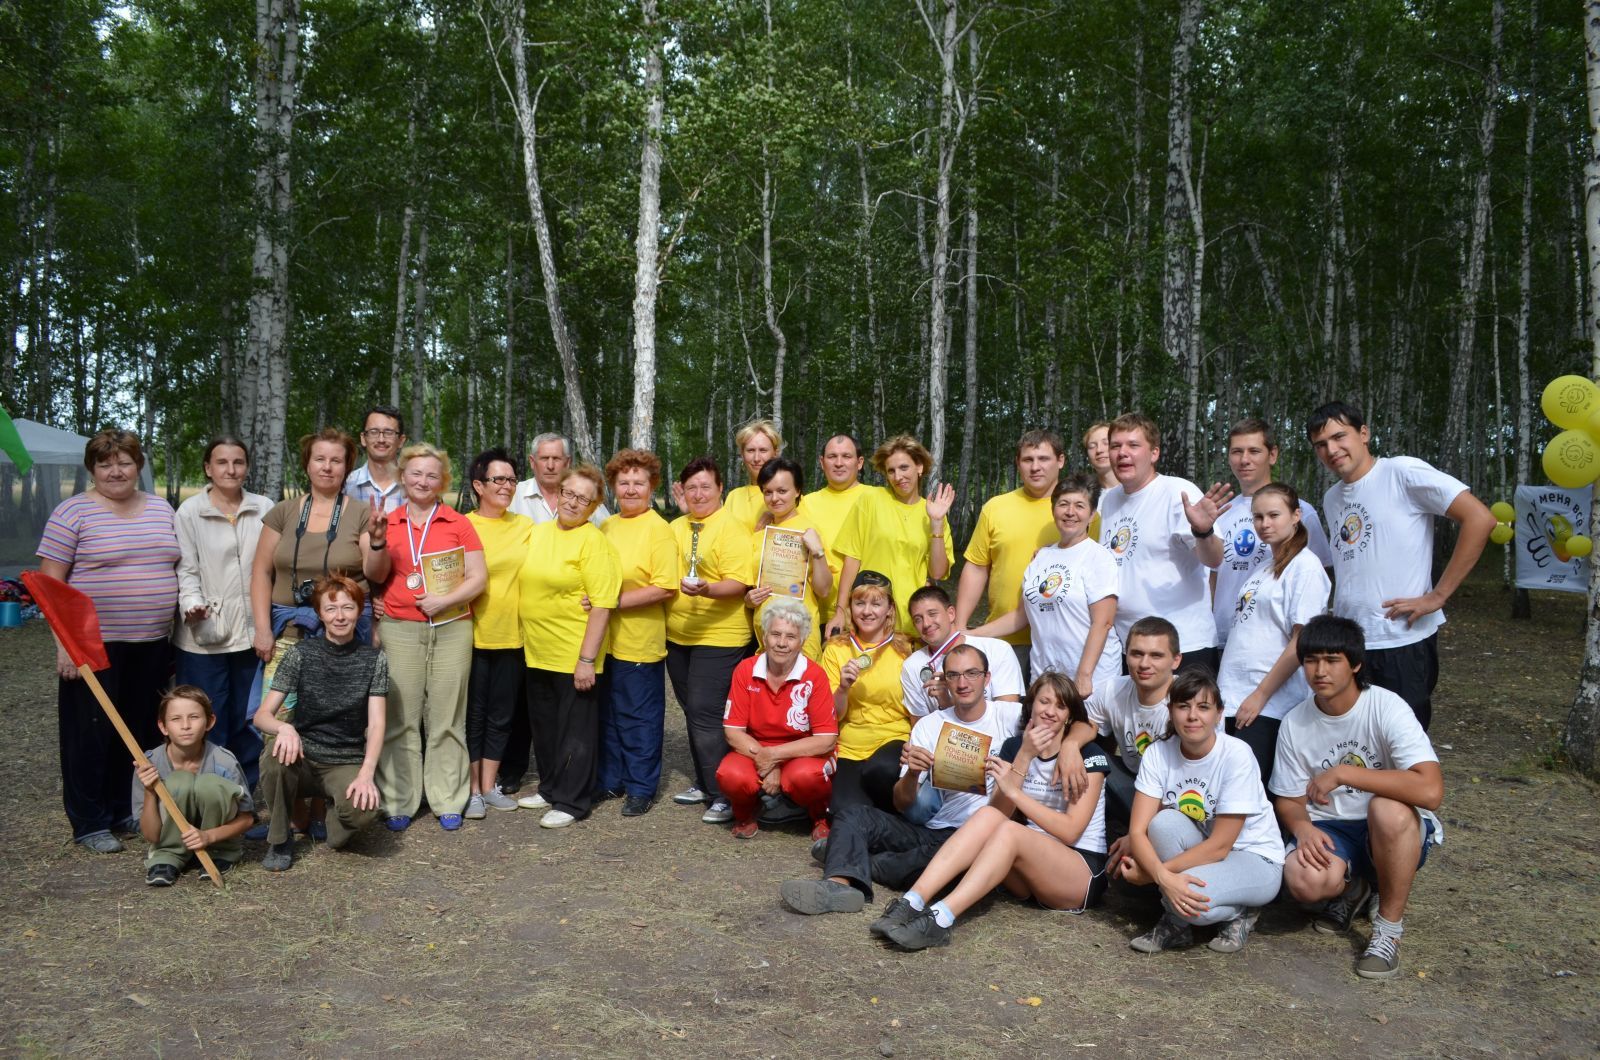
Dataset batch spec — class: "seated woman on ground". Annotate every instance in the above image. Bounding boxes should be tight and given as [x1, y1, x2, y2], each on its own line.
[874, 672, 1111, 950]
[253, 574, 388, 872]
[134, 685, 256, 887]
[716, 598, 838, 840]
[1115, 669, 1285, 955]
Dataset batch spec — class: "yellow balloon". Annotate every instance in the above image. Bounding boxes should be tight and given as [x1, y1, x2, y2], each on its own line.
[1542, 430, 1600, 488]
[1548, 514, 1574, 541]
[1489, 524, 1514, 545]
[1568, 535, 1594, 558]
[1542, 375, 1600, 430]
[1490, 501, 1515, 522]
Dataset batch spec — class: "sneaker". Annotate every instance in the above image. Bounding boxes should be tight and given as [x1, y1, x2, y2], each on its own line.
[385, 815, 413, 832]
[465, 794, 488, 820]
[483, 788, 519, 812]
[145, 864, 179, 887]
[869, 896, 920, 938]
[540, 809, 577, 829]
[758, 792, 809, 826]
[887, 911, 953, 951]
[810, 836, 829, 864]
[496, 776, 523, 795]
[593, 787, 624, 803]
[307, 820, 327, 842]
[730, 819, 759, 839]
[113, 815, 141, 836]
[78, 831, 123, 854]
[198, 859, 235, 882]
[244, 821, 270, 841]
[701, 798, 733, 824]
[1356, 931, 1403, 979]
[439, 814, 464, 831]
[1130, 913, 1195, 953]
[517, 793, 550, 810]
[262, 842, 295, 872]
[672, 786, 708, 805]
[779, 879, 866, 915]
[810, 818, 830, 843]
[1208, 908, 1260, 953]
[621, 795, 655, 817]
[1315, 876, 1372, 935]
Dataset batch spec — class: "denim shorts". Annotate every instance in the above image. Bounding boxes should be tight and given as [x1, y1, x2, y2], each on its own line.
[1310, 814, 1435, 883]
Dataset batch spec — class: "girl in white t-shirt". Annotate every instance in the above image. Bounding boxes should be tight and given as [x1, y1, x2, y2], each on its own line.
[1217, 483, 1331, 781]
[969, 473, 1122, 699]
[1116, 671, 1285, 955]
[873, 673, 1111, 951]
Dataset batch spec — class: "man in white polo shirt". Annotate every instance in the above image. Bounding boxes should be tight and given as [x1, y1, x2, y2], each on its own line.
[509, 432, 610, 526]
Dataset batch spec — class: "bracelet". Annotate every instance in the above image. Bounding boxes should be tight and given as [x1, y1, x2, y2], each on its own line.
[578, 655, 596, 665]
[1193, 525, 1215, 539]
[369, 539, 387, 550]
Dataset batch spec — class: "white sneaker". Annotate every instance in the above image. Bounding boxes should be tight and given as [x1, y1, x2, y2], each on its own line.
[484, 788, 519, 812]
[673, 786, 708, 805]
[540, 809, 577, 829]
[701, 798, 733, 824]
[518, 792, 550, 810]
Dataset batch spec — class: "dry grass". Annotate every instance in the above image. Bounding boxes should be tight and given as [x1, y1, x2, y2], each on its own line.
[0, 568, 1596, 1058]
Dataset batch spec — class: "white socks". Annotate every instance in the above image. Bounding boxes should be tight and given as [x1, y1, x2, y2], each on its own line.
[905, 890, 926, 912]
[930, 901, 956, 928]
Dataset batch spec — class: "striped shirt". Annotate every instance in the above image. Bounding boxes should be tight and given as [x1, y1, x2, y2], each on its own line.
[37, 492, 181, 643]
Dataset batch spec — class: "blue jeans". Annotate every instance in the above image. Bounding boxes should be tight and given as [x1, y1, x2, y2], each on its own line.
[177, 647, 263, 788]
[596, 658, 666, 799]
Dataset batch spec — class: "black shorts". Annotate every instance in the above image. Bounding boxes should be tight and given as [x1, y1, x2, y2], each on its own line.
[1364, 634, 1439, 730]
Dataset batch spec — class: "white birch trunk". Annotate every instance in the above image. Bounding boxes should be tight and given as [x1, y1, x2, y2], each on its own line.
[411, 219, 430, 440]
[917, 0, 965, 484]
[1513, 0, 1539, 619]
[503, 227, 515, 450]
[389, 202, 413, 411]
[957, 26, 979, 505]
[1160, 0, 1200, 473]
[629, 0, 664, 450]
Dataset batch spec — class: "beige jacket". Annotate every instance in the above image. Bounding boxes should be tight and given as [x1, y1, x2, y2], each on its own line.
[173, 486, 272, 654]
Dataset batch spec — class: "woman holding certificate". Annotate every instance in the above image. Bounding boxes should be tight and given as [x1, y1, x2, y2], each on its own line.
[821, 569, 915, 815]
[724, 419, 782, 533]
[365, 443, 487, 833]
[829, 435, 954, 636]
[519, 464, 621, 828]
[745, 457, 831, 660]
[665, 457, 755, 825]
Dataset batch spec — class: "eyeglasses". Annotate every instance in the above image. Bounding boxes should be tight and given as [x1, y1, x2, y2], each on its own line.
[480, 476, 518, 486]
[560, 488, 596, 504]
[945, 668, 988, 682]
[363, 428, 401, 439]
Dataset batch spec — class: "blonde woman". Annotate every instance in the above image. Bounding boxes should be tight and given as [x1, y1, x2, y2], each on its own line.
[725, 419, 782, 533]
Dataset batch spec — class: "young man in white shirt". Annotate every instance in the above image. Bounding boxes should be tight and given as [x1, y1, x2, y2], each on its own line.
[1307, 401, 1496, 730]
[953, 429, 1067, 682]
[903, 585, 1024, 717]
[778, 644, 1021, 915]
[1098, 413, 1233, 674]
[508, 432, 611, 526]
[344, 406, 408, 515]
[1270, 615, 1445, 980]
[1210, 417, 1332, 647]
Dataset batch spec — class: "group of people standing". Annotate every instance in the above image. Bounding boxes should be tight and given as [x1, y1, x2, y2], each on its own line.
[38, 398, 1486, 981]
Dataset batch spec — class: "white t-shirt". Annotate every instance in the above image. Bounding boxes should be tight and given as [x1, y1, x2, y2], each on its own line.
[1084, 674, 1170, 773]
[901, 634, 1024, 717]
[1321, 456, 1469, 649]
[1217, 549, 1331, 720]
[509, 480, 611, 527]
[1269, 686, 1443, 839]
[1018, 540, 1123, 689]
[1212, 495, 1332, 645]
[902, 700, 1024, 830]
[1098, 474, 1216, 651]
[1019, 746, 1111, 854]
[1136, 734, 1286, 864]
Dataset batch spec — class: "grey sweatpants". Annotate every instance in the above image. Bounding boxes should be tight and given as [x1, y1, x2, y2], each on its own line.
[1149, 808, 1282, 925]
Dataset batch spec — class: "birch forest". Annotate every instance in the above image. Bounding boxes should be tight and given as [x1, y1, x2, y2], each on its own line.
[2, 0, 1590, 523]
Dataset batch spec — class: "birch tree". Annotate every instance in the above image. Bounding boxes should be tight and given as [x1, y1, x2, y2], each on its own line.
[629, 0, 664, 450]
[1160, 0, 1201, 476]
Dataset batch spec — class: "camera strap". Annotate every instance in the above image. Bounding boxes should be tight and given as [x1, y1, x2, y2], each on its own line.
[289, 493, 346, 593]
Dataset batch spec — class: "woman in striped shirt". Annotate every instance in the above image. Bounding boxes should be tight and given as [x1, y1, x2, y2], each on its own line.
[37, 429, 182, 853]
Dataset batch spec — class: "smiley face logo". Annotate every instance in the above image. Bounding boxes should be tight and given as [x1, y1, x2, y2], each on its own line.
[1133, 730, 1153, 755]
[1038, 571, 1064, 599]
[1338, 751, 1367, 770]
[1110, 527, 1133, 555]
[1233, 527, 1257, 557]
[1177, 789, 1207, 823]
[1340, 513, 1363, 545]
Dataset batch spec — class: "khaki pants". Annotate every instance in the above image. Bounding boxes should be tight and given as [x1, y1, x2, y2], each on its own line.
[144, 770, 247, 868]
[376, 617, 473, 818]
[258, 753, 378, 848]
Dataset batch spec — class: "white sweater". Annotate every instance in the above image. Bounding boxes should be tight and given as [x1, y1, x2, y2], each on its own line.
[173, 486, 272, 654]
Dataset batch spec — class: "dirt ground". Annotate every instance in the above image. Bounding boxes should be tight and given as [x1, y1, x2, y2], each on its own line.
[1, 568, 1596, 1058]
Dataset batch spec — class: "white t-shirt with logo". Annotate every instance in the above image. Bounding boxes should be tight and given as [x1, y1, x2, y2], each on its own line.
[1269, 685, 1443, 839]
[1217, 549, 1331, 720]
[902, 700, 1024, 830]
[901, 634, 1025, 717]
[1019, 540, 1123, 690]
[1019, 746, 1111, 854]
[1098, 474, 1216, 651]
[1084, 674, 1170, 773]
[1135, 733, 1286, 864]
[1212, 495, 1333, 645]
[1321, 456, 1469, 649]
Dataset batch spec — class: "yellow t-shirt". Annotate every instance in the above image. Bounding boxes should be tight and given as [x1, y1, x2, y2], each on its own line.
[962, 488, 1058, 646]
[833, 486, 954, 634]
[820, 638, 912, 760]
[801, 481, 867, 618]
[666, 507, 757, 648]
[601, 508, 680, 663]
[519, 521, 622, 672]
[466, 510, 533, 650]
[750, 508, 829, 660]
[1089, 511, 1102, 542]
[724, 483, 766, 534]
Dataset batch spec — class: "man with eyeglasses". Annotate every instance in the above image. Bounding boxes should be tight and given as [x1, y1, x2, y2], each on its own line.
[344, 405, 408, 515]
[780, 643, 1021, 916]
[509, 433, 610, 526]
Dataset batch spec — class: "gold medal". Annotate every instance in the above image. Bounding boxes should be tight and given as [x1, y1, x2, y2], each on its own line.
[854, 653, 873, 671]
